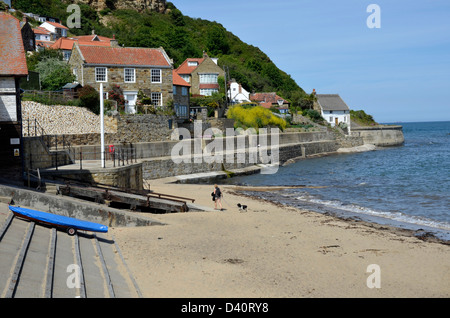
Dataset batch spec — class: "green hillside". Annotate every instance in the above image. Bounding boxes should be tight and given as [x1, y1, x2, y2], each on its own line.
[11, 0, 307, 104]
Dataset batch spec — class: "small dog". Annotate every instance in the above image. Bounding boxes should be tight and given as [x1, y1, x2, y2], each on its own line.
[237, 203, 247, 212]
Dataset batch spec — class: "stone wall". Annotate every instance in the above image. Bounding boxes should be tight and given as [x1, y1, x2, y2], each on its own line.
[142, 140, 339, 179]
[351, 125, 404, 147]
[23, 102, 178, 146]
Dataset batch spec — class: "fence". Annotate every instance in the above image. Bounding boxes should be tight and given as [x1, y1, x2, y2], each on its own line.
[27, 146, 138, 171]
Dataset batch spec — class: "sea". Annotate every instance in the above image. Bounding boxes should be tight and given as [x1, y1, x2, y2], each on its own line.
[222, 121, 450, 241]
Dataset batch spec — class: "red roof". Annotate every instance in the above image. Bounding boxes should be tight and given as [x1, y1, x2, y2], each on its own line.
[36, 40, 55, 48]
[0, 13, 28, 76]
[77, 45, 171, 67]
[42, 21, 68, 30]
[51, 36, 112, 50]
[175, 58, 204, 74]
[172, 70, 190, 87]
[250, 92, 289, 109]
[73, 35, 112, 43]
[33, 26, 51, 35]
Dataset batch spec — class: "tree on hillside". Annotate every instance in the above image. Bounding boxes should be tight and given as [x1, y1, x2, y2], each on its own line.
[206, 25, 230, 56]
[34, 57, 75, 91]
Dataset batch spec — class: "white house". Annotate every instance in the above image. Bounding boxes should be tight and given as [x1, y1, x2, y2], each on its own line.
[316, 94, 351, 130]
[39, 21, 68, 39]
[227, 79, 250, 104]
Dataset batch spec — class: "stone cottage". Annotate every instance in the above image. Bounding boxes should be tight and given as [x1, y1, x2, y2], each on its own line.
[175, 52, 224, 96]
[69, 43, 174, 114]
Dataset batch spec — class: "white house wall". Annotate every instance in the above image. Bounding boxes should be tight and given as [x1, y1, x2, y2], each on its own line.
[322, 110, 350, 127]
[0, 77, 17, 121]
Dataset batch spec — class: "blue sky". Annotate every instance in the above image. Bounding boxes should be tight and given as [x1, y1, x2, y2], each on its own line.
[171, 0, 450, 123]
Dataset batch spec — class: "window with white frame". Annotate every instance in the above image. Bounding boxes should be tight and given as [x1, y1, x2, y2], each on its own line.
[180, 74, 190, 83]
[124, 68, 135, 83]
[200, 88, 218, 96]
[95, 67, 107, 82]
[187, 61, 198, 67]
[151, 92, 162, 106]
[199, 73, 218, 84]
[151, 69, 161, 83]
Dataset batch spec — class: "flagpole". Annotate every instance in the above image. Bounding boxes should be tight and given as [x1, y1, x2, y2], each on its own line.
[100, 83, 105, 168]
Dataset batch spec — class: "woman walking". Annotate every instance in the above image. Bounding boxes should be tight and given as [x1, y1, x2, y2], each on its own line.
[213, 184, 223, 211]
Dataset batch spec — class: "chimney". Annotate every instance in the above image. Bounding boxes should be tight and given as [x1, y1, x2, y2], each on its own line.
[110, 34, 119, 47]
[92, 29, 95, 35]
[312, 88, 316, 95]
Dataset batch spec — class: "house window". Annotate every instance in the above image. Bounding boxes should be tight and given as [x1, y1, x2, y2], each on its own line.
[329, 117, 333, 123]
[180, 74, 190, 83]
[182, 87, 188, 96]
[188, 61, 198, 67]
[73, 68, 78, 81]
[175, 105, 188, 118]
[151, 92, 162, 106]
[151, 69, 162, 83]
[63, 51, 71, 61]
[199, 73, 218, 84]
[173, 85, 177, 95]
[200, 88, 218, 96]
[95, 67, 107, 82]
[124, 68, 135, 83]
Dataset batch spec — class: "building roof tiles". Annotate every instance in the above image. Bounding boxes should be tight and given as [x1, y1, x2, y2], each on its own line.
[0, 12, 28, 76]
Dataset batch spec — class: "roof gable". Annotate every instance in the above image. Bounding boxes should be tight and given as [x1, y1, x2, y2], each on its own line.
[77, 45, 172, 67]
[175, 58, 204, 74]
[0, 13, 28, 76]
[316, 94, 350, 111]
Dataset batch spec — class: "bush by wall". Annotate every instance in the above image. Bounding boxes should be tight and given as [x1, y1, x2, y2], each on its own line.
[227, 104, 286, 131]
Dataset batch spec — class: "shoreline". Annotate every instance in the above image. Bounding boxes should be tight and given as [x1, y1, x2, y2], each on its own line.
[110, 180, 450, 298]
[226, 185, 450, 246]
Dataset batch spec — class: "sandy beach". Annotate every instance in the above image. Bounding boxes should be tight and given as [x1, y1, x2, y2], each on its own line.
[110, 179, 450, 298]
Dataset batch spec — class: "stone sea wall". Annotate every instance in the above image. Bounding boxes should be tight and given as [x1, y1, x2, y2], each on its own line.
[351, 125, 404, 147]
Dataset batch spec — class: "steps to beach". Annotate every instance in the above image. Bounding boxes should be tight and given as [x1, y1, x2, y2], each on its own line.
[0, 204, 141, 298]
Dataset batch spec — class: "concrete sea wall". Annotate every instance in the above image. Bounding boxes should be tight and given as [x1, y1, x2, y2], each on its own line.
[351, 125, 404, 147]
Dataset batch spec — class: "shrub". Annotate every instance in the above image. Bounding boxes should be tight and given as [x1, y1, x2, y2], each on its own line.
[302, 109, 324, 123]
[227, 104, 286, 131]
[78, 85, 99, 114]
[108, 85, 125, 108]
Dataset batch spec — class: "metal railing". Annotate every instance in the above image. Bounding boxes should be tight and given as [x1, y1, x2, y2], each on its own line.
[27, 147, 137, 171]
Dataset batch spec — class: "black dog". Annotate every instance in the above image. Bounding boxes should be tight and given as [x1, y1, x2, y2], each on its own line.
[237, 203, 247, 212]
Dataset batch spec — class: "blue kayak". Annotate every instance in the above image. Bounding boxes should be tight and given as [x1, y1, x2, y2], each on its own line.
[9, 205, 108, 234]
